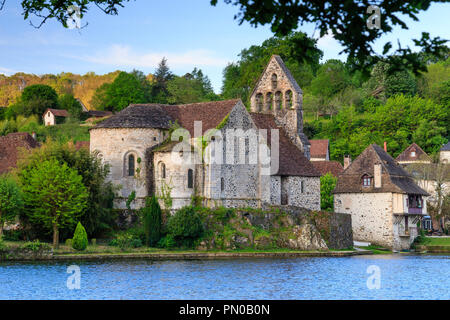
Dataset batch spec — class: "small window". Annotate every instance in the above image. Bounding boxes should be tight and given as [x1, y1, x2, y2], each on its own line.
[362, 174, 371, 187]
[300, 180, 304, 193]
[411, 151, 416, 157]
[221, 177, 224, 192]
[271, 73, 278, 89]
[256, 93, 263, 111]
[187, 169, 193, 189]
[285, 90, 293, 108]
[48, 112, 51, 117]
[160, 162, 166, 179]
[128, 154, 135, 176]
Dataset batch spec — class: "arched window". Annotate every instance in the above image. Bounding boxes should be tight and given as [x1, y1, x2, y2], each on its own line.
[271, 74, 278, 89]
[128, 154, 135, 176]
[285, 90, 293, 108]
[256, 93, 263, 111]
[362, 174, 372, 187]
[265, 92, 273, 110]
[187, 169, 194, 189]
[221, 177, 225, 192]
[275, 91, 282, 109]
[159, 162, 166, 179]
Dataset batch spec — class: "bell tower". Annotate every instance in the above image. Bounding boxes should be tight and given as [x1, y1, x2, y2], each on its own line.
[250, 55, 310, 159]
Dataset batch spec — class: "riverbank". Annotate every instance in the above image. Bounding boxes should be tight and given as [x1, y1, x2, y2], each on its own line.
[414, 236, 450, 253]
[0, 241, 372, 261]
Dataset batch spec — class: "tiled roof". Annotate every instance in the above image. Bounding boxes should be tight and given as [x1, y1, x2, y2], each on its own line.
[334, 144, 429, 195]
[87, 110, 112, 118]
[311, 161, 344, 176]
[396, 143, 431, 162]
[250, 113, 320, 177]
[45, 108, 69, 117]
[0, 132, 39, 174]
[164, 100, 239, 136]
[93, 99, 239, 136]
[310, 139, 329, 159]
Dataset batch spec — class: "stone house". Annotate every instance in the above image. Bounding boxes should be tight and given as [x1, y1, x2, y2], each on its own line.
[333, 144, 429, 251]
[43, 108, 69, 126]
[440, 142, 450, 163]
[396, 143, 432, 165]
[89, 55, 321, 211]
[0, 132, 39, 174]
[309, 139, 329, 161]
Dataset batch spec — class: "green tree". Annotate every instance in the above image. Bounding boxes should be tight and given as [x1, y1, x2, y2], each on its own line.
[0, 177, 24, 237]
[142, 196, 162, 247]
[58, 94, 83, 119]
[11, 84, 59, 118]
[17, 140, 116, 238]
[72, 222, 88, 251]
[212, 0, 448, 76]
[19, 159, 88, 248]
[92, 71, 149, 112]
[167, 206, 204, 247]
[320, 173, 338, 212]
[152, 58, 173, 103]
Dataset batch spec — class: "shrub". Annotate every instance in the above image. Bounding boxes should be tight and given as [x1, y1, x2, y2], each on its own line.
[21, 240, 51, 252]
[109, 232, 143, 250]
[65, 239, 72, 247]
[167, 206, 204, 247]
[72, 222, 88, 251]
[0, 238, 5, 251]
[142, 196, 162, 247]
[157, 234, 176, 249]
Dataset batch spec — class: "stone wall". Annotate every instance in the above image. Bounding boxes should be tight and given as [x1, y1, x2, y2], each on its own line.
[285, 176, 321, 210]
[90, 127, 165, 209]
[334, 192, 394, 248]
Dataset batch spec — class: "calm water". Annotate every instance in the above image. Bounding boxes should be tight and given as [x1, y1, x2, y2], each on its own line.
[0, 254, 448, 300]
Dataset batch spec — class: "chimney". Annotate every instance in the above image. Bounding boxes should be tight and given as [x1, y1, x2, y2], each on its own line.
[374, 163, 382, 188]
[31, 132, 37, 140]
[384, 141, 387, 152]
[344, 155, 352, 169]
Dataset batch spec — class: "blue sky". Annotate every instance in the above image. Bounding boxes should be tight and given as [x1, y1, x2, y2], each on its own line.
[0, 1, 449, 92]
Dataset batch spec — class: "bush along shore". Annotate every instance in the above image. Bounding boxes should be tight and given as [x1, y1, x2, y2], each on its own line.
[0, 199, 362, 261]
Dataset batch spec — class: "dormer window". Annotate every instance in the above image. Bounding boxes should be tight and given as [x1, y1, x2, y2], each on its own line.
[362, 174, 372, 187]
[411, 151, 416, 157]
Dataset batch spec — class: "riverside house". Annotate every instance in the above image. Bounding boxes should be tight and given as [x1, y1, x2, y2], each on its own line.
[333, 144, 429, 251]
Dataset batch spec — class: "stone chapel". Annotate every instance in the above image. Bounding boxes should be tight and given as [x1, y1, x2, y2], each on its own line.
[89, 55, 321, 211]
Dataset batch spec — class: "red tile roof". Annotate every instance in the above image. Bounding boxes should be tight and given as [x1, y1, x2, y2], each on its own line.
[0, 132, 39, 174]
[310, 139, 329, 159]
[312, 161, 344, 177]
[93, 99, 239, 137]
[250, 113, 320, 177]
[45, 108, 69, 117]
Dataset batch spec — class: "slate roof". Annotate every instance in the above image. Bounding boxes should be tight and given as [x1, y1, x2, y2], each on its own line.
[310, 139, 329, 159]
[441, 142, 450, 151]
[45, 108, 69, 117]
[250, 113, 320, 177]
[334, 144, 429, 195]
[311, 161, 344, 177]
[93, 99, 239, 136]
[396, 143, 431, 162]
[0, 132, 39, 174]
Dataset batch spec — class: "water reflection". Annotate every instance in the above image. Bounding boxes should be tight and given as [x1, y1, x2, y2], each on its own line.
[0, 255, 448, 300]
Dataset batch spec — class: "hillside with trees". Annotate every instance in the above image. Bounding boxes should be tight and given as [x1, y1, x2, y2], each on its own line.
[0, 32, 448, 161]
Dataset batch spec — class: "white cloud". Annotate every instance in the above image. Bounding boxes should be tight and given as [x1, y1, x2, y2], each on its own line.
[0, 67, 21, 75]
[316, 30, 337, 49]
[76, 45, 229, 68]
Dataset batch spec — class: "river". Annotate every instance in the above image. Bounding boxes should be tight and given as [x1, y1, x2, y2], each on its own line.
[0, 254, 448, 299]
